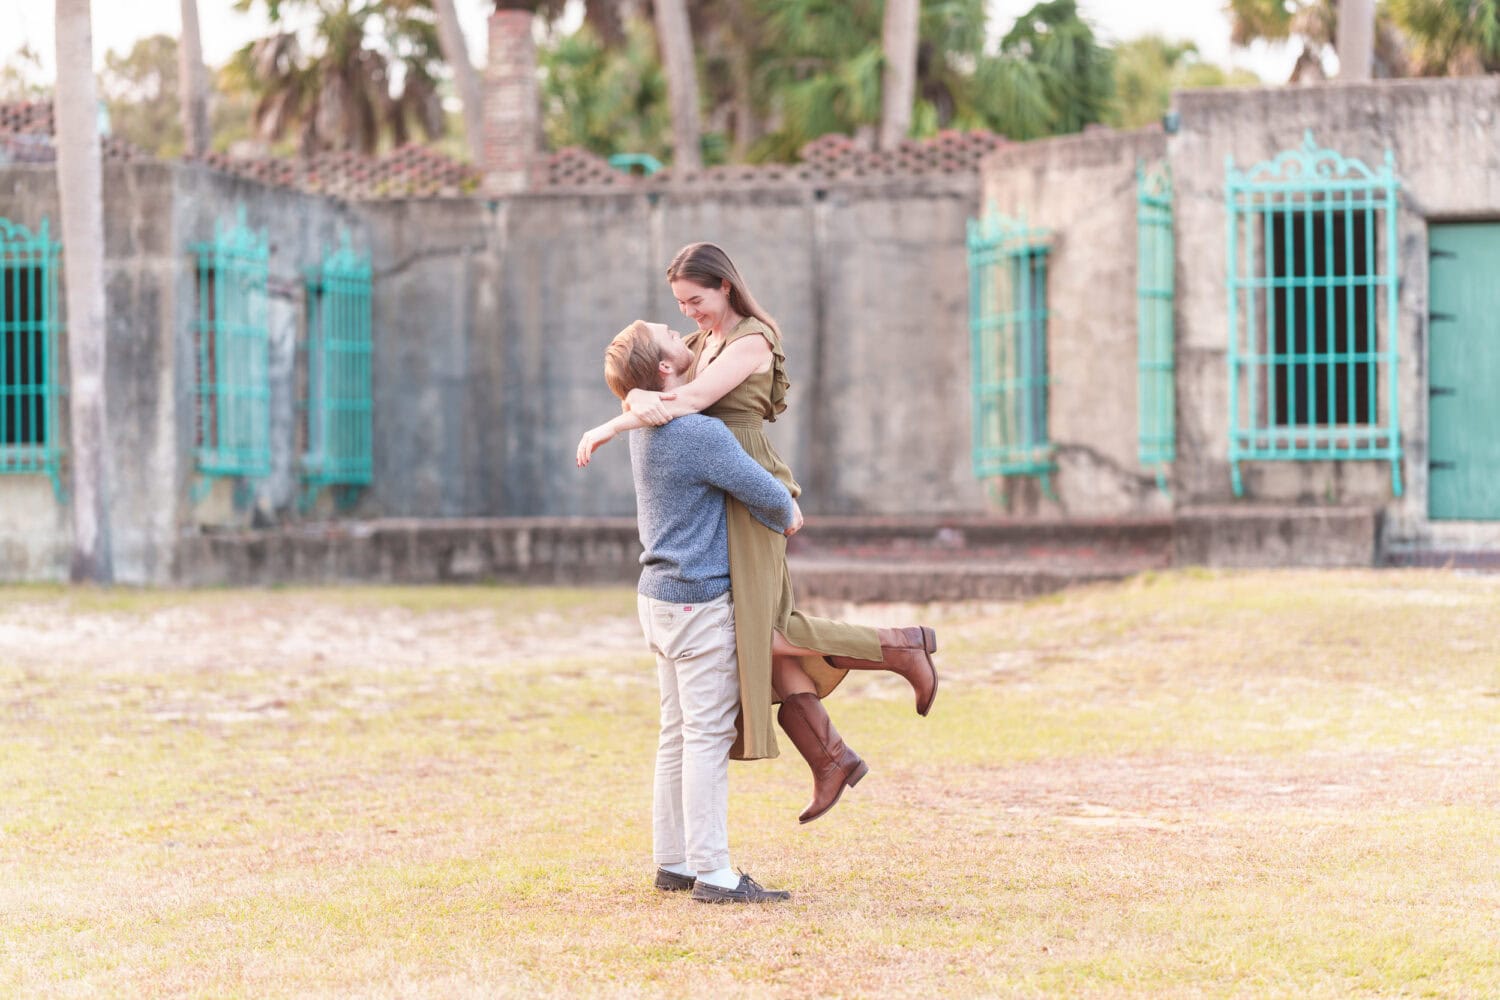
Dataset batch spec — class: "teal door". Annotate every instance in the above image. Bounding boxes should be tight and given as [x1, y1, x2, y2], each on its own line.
[1429, 224, 1500, 519]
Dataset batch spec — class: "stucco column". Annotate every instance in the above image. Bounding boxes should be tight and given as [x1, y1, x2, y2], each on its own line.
[482, 9, 540, 195]
[1337, 0, 1374, 81]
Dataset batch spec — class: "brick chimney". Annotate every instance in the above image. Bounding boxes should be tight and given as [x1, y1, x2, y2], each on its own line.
[482, 9, 540, 195]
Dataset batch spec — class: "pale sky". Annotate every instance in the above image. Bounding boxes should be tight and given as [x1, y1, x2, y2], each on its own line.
[9, 0, 1298, 86]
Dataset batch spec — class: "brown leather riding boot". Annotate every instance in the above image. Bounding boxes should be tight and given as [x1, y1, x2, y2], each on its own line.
[777, 692, 869, 824]
[826, 626, 939, 716]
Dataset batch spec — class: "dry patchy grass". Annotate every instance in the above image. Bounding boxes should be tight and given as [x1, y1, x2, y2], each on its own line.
[1, 571, 1498, 998]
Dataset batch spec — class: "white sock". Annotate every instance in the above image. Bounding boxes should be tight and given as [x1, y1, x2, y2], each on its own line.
[697, 866, 738, 889]
[661, 861, 693, 876]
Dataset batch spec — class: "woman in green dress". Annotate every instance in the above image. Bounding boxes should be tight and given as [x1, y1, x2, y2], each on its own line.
[578, 243, 937, 824]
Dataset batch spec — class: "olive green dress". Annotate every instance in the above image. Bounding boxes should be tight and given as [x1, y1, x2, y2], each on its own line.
[686, 317, 882, 761]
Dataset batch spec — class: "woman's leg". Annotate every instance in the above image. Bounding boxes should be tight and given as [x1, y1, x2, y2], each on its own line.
[772, 654, 867, 824]
[775, 627, 940, 717]
[824, 627, 940, 716]
[770, 650, 818, 697]
[771, 631, 824, 660]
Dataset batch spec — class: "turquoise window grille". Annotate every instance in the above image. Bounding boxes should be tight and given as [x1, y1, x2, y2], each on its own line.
[302, 233, 372, 504]
[967, 210, 1054, 487]
[1137, 162, 1175, 490]
[0, 216, 64, 500]
[192, 207, 271, 482]
[1225, 131, 1402, 497]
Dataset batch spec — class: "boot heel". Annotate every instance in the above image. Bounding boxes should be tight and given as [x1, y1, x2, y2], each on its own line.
[921, 627, 937, 653]
[846, 760, 870, 787]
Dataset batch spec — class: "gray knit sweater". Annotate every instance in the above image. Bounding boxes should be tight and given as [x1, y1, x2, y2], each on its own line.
[630, 415, 795, 603]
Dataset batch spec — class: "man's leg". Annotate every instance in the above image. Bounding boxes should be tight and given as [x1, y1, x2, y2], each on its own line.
[671, 594, 740, 881]
[641, 595, 689, 883]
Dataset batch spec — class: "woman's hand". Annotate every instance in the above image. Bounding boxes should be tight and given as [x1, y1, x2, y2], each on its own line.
[624, 388, 678, 427]
[576, 423, 617, 467]
[784, 499, 805, 537]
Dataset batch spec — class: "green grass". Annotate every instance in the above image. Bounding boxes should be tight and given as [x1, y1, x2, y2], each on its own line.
[1, 570, 1498, 997]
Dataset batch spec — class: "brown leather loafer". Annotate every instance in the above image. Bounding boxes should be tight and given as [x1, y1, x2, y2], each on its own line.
[654, 867, 696, 892]
[691, 872, 790, 903]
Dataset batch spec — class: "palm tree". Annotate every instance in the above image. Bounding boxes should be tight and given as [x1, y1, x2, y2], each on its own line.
[1387, 0, 1500, 74]
[232, 0, 445, 155]
[880, 0, 920, 149]
[1107, 36, 1258, 129]
[432, 0, 483, 160]
[53, 0, 113, 583]
[996, 0, 1113, 135]
[538, 16, 672, 162]
[751, 0, 1104, 160]
[178, 0, 211, 155]
[652, 0, 703, 170]
[1228, 0, 1410, 79]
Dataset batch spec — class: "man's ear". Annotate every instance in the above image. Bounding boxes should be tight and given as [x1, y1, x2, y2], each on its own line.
[658, 359, 675, 378]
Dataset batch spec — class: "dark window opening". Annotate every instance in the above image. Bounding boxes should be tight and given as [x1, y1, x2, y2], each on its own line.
[2, 265, 48, 447]
[195, 265, 218, 450]
[1009, 251, 1048, 449]
[303, 283, 325, 460]
[1269, 208, 1374, 427]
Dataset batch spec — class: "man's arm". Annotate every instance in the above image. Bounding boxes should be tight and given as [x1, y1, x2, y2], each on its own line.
[576, 409, 648, 467]
[623, 336, 772, 426]
[687, 420, 796, 534]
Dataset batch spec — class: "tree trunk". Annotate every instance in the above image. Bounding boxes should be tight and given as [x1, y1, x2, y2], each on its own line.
[54, 0, 113, 583]
[1337, 0, 1374, 81]
[879, 0, 920, 149]
[721, 4, 760, 161]
[653, 0, 702, 171]
[178, 0, 210, 155]
[433, 0, 484, 162]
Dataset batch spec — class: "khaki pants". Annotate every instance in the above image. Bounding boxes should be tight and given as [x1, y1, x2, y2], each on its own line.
[638, 591, 738, 873]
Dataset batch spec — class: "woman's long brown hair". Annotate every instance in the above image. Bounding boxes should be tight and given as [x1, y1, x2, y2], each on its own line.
[666, 243, 782, 340]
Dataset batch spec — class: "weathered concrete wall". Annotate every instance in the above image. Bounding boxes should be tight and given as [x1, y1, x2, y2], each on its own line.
[4, 161, 991, 580]
[357, 197, 503, 517]
[361, 178, 988, 520]
[0, 163, 184, 583]
[30, 80, 1492, 585]
[0, 168, 71, 580]
[102, 162, 181, 583]
[173, 164, 370, 532]
[1169, 78, 1500, 553]
[0, 163, 368, 582]
[970, 78, 1500, 553]
[980, 127, 1171, 517]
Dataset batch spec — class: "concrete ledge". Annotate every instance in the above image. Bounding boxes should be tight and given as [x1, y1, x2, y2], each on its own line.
[1172, 506, 1378, 568]
[1383, 549, 1500, 570]
[786, 514, 1174, 560]
[171, 514, 1175, 598]
[168, 507, 1381, 596]
[175, 518, 642, 586]
[788, 559, 1139, 603]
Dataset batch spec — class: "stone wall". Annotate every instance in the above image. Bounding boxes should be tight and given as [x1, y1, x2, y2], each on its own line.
[15, 77, 1498, 582]
[979, 126, 1171, 517]
[1, 161, 989, 581]
[974, 77, 1500, 553]
[359, 176, 987, 520]
[1168, 78, 1500, 553]
[0, 162, 367, 582]
[0, 167, 72, 580]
